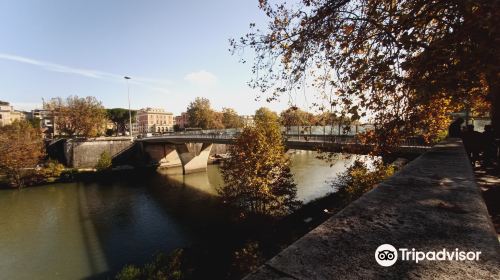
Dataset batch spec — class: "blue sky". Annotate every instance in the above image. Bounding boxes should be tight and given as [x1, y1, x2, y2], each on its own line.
[0, 0, 301, 115]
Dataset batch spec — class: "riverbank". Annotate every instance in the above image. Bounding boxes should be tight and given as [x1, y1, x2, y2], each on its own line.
[0, 166, 140, 190]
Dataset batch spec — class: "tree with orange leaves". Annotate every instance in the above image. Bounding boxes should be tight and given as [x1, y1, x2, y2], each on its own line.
[0, 121, 45, 188]
[233, 0, 500, 150]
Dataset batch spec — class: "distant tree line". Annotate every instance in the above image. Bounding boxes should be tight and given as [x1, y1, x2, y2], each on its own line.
[184, 97, 245, 130]
[184, 97, 359, 131]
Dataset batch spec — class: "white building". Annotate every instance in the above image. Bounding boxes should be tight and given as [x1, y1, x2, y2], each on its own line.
[0, 102, 26, 126]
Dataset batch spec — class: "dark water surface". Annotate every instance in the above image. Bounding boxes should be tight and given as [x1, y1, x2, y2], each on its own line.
[0, 151, 359, 279]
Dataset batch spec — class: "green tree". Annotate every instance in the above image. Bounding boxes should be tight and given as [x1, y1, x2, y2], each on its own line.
[279, 107, 318, 134]
[254, 107, 279, 125]
[219, 108, 301, 217]
[107, 108, 137, 136]
[95, 151, 112, 171]
[280, 107, 309, 127]
[0, 121, 45, 188]
[222, 107, 244, 128]
[233, 0, 500, 144]
[186, 97, 220, 129]
[46, 96, 107, 138]
[27, 117, 41, 129]
[212, 111, 225, 129]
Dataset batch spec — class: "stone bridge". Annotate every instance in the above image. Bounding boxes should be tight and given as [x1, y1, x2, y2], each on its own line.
[134, 134, 430, 174]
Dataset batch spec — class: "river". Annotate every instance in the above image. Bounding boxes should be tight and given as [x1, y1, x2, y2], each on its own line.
[0, 151, 361, 279]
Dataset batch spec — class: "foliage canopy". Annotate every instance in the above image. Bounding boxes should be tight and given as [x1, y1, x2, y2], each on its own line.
[233, 0, 500, 147]
[0, 121, 45, 187]
[46, 95, 107, 138]
[107, 108, 136, 136]
[222, 107, 244, 128]
[219, 107, 301, 217]
[333, 159, 395, 204]
[186, 97, 223, 129]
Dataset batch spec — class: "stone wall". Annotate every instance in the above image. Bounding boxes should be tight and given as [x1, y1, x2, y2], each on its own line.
[64, 138, 133, 168]
[245, 139, 500, 279]
[210, 143, 228, 155]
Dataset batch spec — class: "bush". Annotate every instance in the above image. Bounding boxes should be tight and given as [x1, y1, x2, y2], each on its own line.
[40, 160, 65, 178]
[333, 159, 395, 204]
[95, 151, 112, 171]
[115, 249, 189, 280]
[115, 265, 142, 280]
[230, 241, 264, 278]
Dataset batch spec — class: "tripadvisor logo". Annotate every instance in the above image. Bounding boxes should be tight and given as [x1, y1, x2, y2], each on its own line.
[375, 244, 398, 267]
[375, 244, 481, 267]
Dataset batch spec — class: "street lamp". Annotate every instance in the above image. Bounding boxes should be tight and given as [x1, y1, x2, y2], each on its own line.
[124, 76, 133, 141]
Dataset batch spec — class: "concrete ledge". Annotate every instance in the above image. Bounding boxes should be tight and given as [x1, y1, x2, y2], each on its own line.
[245, 139, 500, 280]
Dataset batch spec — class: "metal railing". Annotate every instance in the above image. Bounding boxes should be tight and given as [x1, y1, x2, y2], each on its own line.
[143, 133, 430, 147]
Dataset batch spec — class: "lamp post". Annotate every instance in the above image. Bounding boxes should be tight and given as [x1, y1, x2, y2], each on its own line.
[124, 76, 133, 141]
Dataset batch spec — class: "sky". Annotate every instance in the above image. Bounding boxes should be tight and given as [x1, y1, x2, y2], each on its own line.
[0, 0, 306, 115]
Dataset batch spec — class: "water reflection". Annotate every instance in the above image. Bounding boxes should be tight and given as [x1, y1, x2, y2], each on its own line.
[157, 165, 224, 196]
[157, 150, 365, 203]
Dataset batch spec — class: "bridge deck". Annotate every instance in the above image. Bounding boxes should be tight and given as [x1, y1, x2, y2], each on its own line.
[137, 134, 430, 155]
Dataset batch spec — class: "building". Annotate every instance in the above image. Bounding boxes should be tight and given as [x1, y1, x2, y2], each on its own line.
[124, 122, 139, 136]
[241, 115, 255, 127]
[31, 109, 56, 137]
[0, 102, 27, 126]
[174, 112, 189, 129]
[136, 108, 174, 134]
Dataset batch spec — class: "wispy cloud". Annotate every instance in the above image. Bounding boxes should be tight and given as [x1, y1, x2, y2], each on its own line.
[184, 70, 217, 87]
[0, 52, 171, 93]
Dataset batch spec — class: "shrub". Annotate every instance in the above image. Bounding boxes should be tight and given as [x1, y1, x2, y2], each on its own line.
[40, 160, 65, 178]
[95, 151, 112, 171]
[115, 249, 188, 280]
[333, 159, 395, 204]
[115, 265, 141, 280]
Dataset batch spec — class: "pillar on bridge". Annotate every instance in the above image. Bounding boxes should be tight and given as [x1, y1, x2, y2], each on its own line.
[143, 143, 182, 167]
[175, 143, 213, 174]
[159, 148, 182, 167]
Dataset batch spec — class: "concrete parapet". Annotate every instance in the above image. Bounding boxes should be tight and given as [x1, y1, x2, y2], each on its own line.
[245, 139, 500, 280]
[64, 138, 133, 168]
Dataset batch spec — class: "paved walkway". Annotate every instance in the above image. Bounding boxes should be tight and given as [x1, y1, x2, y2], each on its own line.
[475, 165, 500, 238]
[245, 139, 500, 280]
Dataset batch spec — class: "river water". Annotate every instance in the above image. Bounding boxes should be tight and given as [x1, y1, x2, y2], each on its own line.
[0, 151, 360, 279]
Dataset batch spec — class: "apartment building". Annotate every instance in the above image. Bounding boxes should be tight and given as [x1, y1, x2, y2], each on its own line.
[0, 102, 27, 126]
[174, 112, 189, 129]
[136, 108, 174, 134]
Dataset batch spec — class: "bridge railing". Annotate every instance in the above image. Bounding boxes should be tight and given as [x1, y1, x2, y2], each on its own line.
[146, 132, 237, 140]
[143, 133, 431, 147]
